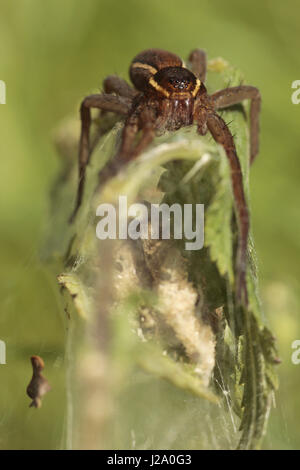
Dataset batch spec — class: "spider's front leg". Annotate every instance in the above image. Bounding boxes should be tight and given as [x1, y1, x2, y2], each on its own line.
[97, 102, 157, 189]
[69, 93, 131, 222]
[188, 49, 207, 83]
[211, 86, 261, 164]
[207, 112, 249, 306]
[96, 109, 140, 185]
[88, 77, 138, 155]
[103, 75, 138, 99]
[118, 102, 158, 161]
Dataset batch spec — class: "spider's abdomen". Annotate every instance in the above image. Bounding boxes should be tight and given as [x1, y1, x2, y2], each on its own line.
[130, 49, 183, 92]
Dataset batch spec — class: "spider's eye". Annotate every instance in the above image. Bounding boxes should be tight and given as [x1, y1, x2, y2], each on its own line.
[168, 77, 189, 90]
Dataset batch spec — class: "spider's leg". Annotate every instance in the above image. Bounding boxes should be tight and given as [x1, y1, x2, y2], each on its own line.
[129, 107, 157, 159]
[97, 124, 155, 189]
[119, 103, 157, 160]
[130, 125, 155, 159]
[207, 112, 249, 306]
[69, 93, 131, 222]
[98, 106, 156, 188]
[188, 49, 207, 83]
[90, 78, 137, 156]
[103, 75, 138, 99]
[96, 109, 140, 188]
[118, 112, 140, 160]
[211, 86, 261, 164]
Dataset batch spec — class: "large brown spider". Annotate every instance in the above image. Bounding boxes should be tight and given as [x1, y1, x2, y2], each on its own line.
[70, 48, 261, 307]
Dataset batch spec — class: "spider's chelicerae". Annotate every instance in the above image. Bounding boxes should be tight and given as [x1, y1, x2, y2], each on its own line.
[71, 48, 261, 307]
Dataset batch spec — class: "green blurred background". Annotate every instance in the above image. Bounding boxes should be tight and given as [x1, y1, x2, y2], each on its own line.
[0, 0, 299, 449]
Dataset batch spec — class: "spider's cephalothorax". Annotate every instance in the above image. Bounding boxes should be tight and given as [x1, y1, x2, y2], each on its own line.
[129, 50, 207, 132]
[71, 48, 261, 307]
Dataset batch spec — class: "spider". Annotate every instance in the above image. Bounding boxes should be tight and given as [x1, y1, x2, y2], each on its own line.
[70, 48, 261, 307]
